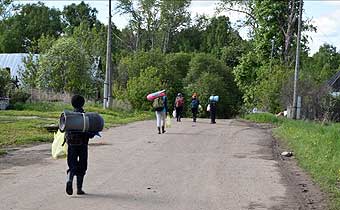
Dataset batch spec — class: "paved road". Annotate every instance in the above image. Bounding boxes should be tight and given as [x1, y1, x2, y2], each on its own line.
[0, 119, 299, 210]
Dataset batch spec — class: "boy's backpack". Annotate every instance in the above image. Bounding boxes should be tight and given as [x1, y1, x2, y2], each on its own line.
[191, 99, 199, 108]
[153, 97, 164, 111]
[175, 97, 184, 107]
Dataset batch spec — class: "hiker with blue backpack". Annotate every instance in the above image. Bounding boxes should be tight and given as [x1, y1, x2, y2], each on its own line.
[209, 95, 219, 124]
[191, 93, 200, 122]
[152, 92, 168, 134]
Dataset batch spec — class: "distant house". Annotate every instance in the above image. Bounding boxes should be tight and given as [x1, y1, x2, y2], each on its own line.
[327, 70, 340, 97]
[0, 53, 39, 80]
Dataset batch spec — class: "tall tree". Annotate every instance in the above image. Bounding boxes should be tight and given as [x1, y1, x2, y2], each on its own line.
[37, 37, 92, 96]
[116, 0, 144, 51]
[0, 2, 62, 53]
[159, 0, 190, 53]
[62, 1, 99, 33]
[219, 0, 315, 111]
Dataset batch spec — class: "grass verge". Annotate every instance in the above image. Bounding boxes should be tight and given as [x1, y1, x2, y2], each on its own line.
[244, 113, 340, 209]
[0, 149, 7, 156]
[0, 102, 153, 148]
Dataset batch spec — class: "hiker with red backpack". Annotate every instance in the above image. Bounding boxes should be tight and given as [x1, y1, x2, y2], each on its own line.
[174, 93, 184, 122]
[152, 91, 168, 134]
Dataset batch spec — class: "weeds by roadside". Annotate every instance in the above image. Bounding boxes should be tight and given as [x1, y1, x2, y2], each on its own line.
[244, 113, 340, 209]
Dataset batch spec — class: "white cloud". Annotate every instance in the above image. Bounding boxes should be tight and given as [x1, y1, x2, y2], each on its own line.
[305, 9, 340, 55]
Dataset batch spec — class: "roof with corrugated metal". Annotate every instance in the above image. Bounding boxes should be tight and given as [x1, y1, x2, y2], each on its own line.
[0, 53, 39, 78]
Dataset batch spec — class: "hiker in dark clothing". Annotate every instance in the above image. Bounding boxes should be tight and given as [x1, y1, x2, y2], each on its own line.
[210, 101, 217, 124]
[65, 95, 95, 195]
[209, 95, 218, 124]
[191, 93, 200, 122]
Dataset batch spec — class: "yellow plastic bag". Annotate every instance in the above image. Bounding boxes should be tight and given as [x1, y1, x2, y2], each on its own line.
[166, 115, 172, 128]
[51, 129, 67, 159]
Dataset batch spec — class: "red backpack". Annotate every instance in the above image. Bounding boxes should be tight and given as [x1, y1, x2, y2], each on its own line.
[175, 97, 184, 107]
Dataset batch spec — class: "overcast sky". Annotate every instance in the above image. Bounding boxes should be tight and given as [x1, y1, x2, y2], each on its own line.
[14, 0, 340, 55]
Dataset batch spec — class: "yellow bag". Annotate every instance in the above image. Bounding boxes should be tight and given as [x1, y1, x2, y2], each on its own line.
[51, 129, 67, 159]
[166, 115, 172, 128]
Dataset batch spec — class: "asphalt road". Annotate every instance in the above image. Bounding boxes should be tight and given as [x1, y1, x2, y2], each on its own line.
[0, 119, 300, 210]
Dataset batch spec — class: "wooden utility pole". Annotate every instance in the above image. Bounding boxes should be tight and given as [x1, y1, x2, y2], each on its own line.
[104, 0, 112, 109]
[292, 0, 303, 119]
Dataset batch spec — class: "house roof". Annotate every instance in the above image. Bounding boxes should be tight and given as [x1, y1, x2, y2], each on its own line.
[327, 70, 340, 87]
[0, 53, 39, 78]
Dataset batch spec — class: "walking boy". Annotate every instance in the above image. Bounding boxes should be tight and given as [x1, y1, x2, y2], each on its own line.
[65, 95, 95, 195]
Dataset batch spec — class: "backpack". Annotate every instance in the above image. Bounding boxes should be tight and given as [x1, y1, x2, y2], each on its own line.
[175, 97, 184, 107]
[153, 97, 164, 111]
[191, 99, 199, 108]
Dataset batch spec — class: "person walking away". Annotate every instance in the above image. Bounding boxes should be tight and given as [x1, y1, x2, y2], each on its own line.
[153, 93, 168, 134]
[65, 95, 96, 195]
[191, 93, 200, 122]
[174, 93, 184, 122]
[209, 95, 218, 124]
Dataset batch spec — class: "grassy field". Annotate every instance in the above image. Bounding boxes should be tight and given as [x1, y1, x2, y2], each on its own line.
[244, 113, 340, 209]
[0, 102, 153, 148]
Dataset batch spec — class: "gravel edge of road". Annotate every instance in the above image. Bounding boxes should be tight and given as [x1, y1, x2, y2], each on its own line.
[242, 120, 329, 210]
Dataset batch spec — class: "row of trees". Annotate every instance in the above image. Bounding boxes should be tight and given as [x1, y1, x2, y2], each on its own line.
[1, 0, 340, 118]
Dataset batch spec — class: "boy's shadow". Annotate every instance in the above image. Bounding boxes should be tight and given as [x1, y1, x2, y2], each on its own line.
[72, 192, 162, 204]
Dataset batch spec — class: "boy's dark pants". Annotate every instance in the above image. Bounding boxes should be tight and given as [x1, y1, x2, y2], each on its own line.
[67, 144, 88, 188]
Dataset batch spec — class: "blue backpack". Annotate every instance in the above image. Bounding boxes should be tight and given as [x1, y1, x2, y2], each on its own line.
[191, 99, 199, 108]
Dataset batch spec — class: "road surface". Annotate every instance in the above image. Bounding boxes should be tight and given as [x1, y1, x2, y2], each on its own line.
[0, 119, 301, 210]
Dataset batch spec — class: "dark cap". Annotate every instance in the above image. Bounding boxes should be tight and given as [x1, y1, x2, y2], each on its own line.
[71, 94, 85, 108]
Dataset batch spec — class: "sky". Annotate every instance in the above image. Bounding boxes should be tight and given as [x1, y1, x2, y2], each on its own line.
[14, 0, 340, 55]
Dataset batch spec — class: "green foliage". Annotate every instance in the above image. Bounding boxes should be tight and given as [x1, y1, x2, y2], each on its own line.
[301, 44, 340, 85]
[62, 1, 99, 33]
[243, 113, 282, 124]
[117, 50, 166, 87]
[0, 68, 11, 96]
[0, 2, 62, 53]
[126, 66, 163, 110]
[185, 53, 228, 84]
[184, 53, 241, 118]
[8, 89, 31, 105]
[201, 16, 245, 60]
[20, 53, 39, 88]
[37, 37, 93, 96]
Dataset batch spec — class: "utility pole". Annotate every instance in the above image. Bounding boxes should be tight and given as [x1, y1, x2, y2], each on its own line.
[269, 39, 275, 73]
[103, 0, 112, 109]
[292, 0, 303, 119]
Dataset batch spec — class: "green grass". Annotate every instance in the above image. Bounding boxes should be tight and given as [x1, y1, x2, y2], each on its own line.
[243, 112, 284, 124]
[0, 149, 7, 156]
[0, 102, 153, 147]
[244, 113, 340, 209]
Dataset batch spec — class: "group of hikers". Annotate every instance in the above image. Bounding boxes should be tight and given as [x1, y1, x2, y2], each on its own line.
[152, 91, 218, 134]
[60, 92, 218, 196]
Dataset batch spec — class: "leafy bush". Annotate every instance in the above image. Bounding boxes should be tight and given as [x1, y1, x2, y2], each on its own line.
[9, 89, 31, 105]
[0, 68, 11, 97]
[126, 67, 163, 110]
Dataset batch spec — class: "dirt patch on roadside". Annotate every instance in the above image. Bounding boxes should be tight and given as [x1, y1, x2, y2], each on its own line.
[246, 121, 329, 210]
[0, 144, 51, 171]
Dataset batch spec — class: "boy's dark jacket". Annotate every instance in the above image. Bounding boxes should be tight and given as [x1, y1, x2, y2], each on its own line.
[65, 107, 95, 145]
